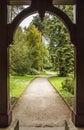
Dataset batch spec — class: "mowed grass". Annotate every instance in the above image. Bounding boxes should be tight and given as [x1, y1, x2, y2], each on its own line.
[49, 76, 73, 101]
[10, 71, 51, 99]
[10, 75, 36, 98]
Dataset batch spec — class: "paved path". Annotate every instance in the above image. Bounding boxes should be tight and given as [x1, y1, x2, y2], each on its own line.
[13, 77, 71, 129]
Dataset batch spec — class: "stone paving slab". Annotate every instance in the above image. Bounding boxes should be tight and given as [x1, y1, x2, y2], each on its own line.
[19, 127, 65, 130]
[66, 119, 84, 130]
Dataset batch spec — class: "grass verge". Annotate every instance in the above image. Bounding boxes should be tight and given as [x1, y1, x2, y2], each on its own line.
[49, 76, 74, 106]
[10, 75, 36, 102]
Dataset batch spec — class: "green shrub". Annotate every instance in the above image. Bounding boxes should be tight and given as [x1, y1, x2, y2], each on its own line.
[29, 68, 40, 75]
[61, 77, 74, 94]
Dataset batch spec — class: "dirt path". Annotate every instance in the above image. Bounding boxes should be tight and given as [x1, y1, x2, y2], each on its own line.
[13, 77, 71, 128]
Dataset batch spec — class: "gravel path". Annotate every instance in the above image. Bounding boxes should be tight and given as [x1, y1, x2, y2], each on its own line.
[13, 77, 71, 128]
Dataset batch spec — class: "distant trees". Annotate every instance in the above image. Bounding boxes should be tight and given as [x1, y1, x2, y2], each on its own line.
[10, 24, 49, 75]
[10, 5, 74, 76]
[24, 24, 49, 71]
[8, 5, 24, 21]
[32, 5, 74, 76]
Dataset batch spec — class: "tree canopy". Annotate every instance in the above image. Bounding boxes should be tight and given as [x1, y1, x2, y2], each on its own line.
[32, 5, 74, 76]
[10, 5, 74, 76]
[10, 24, 49, 75]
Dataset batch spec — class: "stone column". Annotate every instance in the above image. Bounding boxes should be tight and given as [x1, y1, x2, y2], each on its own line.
[72, 2, 84, 127]
[0, 0, 12, 127]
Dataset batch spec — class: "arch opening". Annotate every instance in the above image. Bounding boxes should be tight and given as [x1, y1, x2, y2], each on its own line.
[9, 11, 75, 108]
[8, 4, 75, 46]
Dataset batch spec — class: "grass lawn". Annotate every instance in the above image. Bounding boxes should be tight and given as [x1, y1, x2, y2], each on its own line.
[10, 75, 36, 99]
[10, 70, 53, 101]
[10, 73, 74, 107]
[49, 76, 74, 105]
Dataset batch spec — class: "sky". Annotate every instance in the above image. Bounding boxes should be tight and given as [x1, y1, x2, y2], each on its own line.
[20, 13, 38, 28]
[19, 12, 49, 44]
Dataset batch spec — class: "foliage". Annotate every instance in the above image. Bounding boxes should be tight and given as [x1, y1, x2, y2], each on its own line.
[10, 24, 49, 75]
[10, 75, 35, 98]
[56, 5, 73, 22]
[61, 76, 74, 94]
[49, 76, 74, 101]
[24, 24, 49, 71]
[29, 68, 40, 75]
[32, 5, 74, 76]
[10, 5, 74, 76]
[10, 27, 31, 75]
[55, 43, 74, 76]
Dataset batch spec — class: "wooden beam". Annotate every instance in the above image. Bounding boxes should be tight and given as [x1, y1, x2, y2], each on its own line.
[7, 0, 76, 5]
[53, 0, 76, 5]
[72, 3, 84, 127]
[0, 0, 12, 127]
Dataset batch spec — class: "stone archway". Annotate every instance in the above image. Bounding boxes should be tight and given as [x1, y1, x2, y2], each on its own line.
[0, 0, 84, 127]
[8, 0, 76, 126]
[8, 0, 75, 45]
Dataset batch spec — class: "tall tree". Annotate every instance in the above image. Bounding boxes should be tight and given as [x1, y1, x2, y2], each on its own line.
[10, 27, 32, 75]
[24, 23, 49, 71]
[32, 5, 74, 76]
[10, 24, 49, 75]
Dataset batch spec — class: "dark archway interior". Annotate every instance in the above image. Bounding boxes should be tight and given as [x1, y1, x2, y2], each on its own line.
[0, 0, 84, 128]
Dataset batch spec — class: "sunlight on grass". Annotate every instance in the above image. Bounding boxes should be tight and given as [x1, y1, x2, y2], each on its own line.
[10, 75, 35, 98]
[49, 76, 73, 100]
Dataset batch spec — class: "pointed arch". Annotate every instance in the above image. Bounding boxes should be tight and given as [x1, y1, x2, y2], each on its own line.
[8, 4, 76, 45]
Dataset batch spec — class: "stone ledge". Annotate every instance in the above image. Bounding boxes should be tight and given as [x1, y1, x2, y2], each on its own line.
[0, 119, 19, 130]
[65, 119, 84, 130]
[19, 127, 65, 130]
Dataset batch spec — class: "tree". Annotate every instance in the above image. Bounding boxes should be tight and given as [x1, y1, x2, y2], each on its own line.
[32, 5, 74, 76]
[24, 23, 49, 71]
[10, 27, 32, 75]
[10, 24, 49, 75]
[55, 43, 74, 76]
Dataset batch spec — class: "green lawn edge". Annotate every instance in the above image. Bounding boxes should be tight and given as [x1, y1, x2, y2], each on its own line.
[48, 76, 74, 106]
[10, 75, 36, 100]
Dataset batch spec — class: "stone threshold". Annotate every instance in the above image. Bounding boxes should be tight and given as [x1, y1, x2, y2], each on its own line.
[0, 120, 19, 130]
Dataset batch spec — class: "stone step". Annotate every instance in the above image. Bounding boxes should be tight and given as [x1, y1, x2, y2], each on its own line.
[19, 127, 65, 130]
